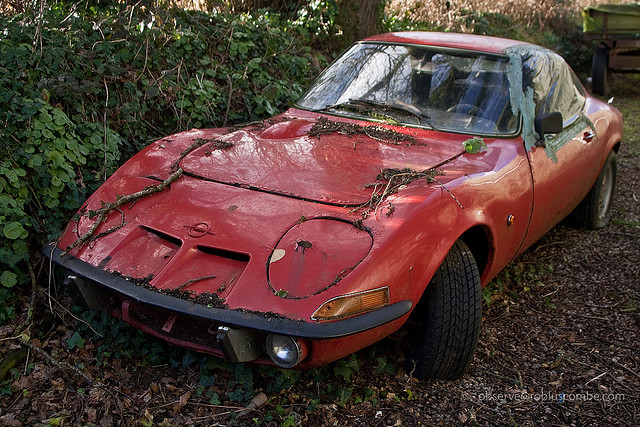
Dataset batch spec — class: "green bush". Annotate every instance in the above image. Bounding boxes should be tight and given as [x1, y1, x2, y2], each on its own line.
[0, 3, 327, 317]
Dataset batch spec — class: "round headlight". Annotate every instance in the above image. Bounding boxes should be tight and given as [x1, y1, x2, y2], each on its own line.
[265, 334, 307, 368]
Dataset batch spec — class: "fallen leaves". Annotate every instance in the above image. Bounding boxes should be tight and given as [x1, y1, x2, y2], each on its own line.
[309, 117, 416, 145]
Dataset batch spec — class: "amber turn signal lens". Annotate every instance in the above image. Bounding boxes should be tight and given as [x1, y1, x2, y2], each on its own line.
[311, 287, 390, 321]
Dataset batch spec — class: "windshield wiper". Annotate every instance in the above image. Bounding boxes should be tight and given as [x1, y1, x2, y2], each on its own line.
[319, 100, 399, 124]
[320, 99, 439, 131]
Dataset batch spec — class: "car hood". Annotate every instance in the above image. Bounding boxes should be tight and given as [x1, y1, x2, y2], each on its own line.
[179, 111, 465, 205]
[56, 110, 480, 314]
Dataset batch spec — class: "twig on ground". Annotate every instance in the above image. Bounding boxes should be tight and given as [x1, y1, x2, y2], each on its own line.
[615, 361, 640, 381]
[18, 337, 93, 385]
[224, 74, 233, 127]
[15, 256, 39, 335]
[42, 289, 103, 337]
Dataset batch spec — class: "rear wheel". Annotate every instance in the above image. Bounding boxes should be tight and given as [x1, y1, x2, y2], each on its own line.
[408, 240, 482, 379]
[571, 150, 617, 229]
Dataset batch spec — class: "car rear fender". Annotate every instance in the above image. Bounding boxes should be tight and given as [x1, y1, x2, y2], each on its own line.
[585, 97, 623, 167]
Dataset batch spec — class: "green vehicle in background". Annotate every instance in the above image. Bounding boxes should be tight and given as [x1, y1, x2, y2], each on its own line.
[583, 3, 640, 95]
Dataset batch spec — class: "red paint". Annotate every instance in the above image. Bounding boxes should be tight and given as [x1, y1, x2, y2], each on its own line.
[364, 32, 530, 54]
[268, 218, 373, 298]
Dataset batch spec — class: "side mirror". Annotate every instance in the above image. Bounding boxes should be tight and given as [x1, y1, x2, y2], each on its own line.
[535, 111, 563, 135]
[534, 112, 563, 148]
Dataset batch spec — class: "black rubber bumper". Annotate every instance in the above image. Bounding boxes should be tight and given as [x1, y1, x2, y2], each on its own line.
[43, 243, 412, 339]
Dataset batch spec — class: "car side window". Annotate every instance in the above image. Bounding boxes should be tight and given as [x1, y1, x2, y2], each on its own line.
[523, 51, 586, 128]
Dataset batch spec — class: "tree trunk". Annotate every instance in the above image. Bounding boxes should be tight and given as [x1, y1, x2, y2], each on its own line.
[336, 0, 383, 49]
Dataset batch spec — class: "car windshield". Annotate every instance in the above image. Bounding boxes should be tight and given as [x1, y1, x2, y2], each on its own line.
[296, 42, 518, 136]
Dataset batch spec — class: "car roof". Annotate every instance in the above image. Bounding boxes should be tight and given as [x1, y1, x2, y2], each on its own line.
[362, 32, 532, 55]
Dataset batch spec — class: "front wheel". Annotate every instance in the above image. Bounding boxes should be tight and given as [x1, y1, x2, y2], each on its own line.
[571, 150, 617, 229]
[408, 240, 482, 379]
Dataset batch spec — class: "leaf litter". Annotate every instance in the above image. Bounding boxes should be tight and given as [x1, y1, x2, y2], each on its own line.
[309, 116, 416, 145]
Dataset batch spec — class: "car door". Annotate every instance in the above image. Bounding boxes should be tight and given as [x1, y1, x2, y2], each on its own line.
[519, 52, 600, 251]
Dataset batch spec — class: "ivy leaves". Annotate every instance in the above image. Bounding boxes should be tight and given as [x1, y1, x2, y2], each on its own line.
[463, 136, 487, 154]
[0, 271, 17, 288]
[0, 95, 122, 292]
[3, 222, 27, 240]
[0, 5, 325, 297]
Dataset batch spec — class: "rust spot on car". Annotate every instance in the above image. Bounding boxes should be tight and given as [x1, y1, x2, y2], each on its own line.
[97, 256, 112, 269]
[295, 240, 313, 253]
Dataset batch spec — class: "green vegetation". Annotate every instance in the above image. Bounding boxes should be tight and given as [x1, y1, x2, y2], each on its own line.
[482, 261, 554, 308]
[463, 136, 487, 154]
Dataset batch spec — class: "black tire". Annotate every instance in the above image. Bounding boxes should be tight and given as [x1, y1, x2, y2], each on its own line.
[592, 44, 609, 96]
[572, 150, 617, 229]
[408, 240, 482, 380]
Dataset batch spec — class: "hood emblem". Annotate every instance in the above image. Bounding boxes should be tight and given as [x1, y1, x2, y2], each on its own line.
[185, 222, 214, 238]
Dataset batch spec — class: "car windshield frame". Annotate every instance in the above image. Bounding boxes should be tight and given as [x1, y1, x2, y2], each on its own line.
[296, 41, 521, 137]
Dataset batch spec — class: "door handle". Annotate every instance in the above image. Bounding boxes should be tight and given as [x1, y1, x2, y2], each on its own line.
[583, 131, 596, 143]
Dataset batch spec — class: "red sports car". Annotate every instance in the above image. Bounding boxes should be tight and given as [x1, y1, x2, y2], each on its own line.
[44, 32, 623, 379]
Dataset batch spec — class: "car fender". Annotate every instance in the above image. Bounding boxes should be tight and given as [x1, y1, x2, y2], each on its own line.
[586, 97, 623, 164]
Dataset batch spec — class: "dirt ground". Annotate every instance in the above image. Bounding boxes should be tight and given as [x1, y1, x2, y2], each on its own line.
[1, 76, 638, 426]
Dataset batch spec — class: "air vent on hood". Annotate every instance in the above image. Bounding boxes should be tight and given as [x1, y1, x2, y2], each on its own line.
[102, 225, 182, 279]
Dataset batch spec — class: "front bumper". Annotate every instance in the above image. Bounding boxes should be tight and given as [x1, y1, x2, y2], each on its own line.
[44, 243, 412, 365]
